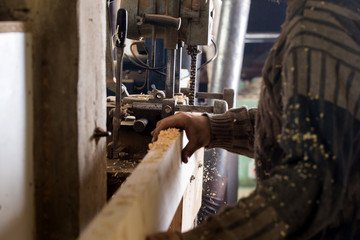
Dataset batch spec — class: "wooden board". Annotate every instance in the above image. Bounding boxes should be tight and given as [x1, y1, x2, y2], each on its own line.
[79, 132, 204, 240]
[182, 157, 204, 232]
[32, 1, 107, 238]
[0, 21, 30, 33]
[169, 153, 204, 232]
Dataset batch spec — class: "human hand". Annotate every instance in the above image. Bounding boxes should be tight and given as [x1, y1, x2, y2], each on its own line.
[151, 112, 211, 163]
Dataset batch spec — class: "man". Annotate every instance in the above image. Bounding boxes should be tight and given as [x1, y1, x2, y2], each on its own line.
[150, 0, 360, 239]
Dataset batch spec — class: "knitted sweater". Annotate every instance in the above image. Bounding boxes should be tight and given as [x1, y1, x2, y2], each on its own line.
[178, 0, 360, 239]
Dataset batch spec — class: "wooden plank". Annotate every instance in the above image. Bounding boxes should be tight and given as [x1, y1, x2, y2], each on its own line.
[168, 152, 204, 233]
[0, 0, 31, 22]
[79, 132, 204, 240]
[0, 21, 30, 33]
[168, 198, 183, 232]
[32, 1, 107, 239]
[182, 157, 204, 232]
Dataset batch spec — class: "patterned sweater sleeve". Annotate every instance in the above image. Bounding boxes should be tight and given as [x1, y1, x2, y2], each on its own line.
[178, 2, 360, 240]
[206, 107, 257, 158]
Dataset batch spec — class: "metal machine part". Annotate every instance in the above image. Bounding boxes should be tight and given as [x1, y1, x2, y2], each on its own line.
[186, 45, 201, 105]
[106, 0, 238, 199]
[108, 8, 128, 159]
[121, 0, 214, 49]
[211, 0, 251, 97]
[119, 0, 214, 100]
[108, 0, 227, 156]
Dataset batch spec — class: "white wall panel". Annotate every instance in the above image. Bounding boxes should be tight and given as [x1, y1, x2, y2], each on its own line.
[0, 23, 34, 240]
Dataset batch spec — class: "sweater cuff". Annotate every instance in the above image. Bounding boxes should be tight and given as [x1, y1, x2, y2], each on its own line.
[207, 113, 235, 150]
[204, 107, 256, 158]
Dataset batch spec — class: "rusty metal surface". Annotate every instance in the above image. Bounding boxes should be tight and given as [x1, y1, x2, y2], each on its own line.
[106, 158, 139, 199]
[120, 0, 213, 46]
[106, 124, 152, 199]
[180, 87, 234, 109]
[176, 105, 214, 113]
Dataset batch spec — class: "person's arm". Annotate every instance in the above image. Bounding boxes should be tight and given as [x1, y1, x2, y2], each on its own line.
[182, 14, 360, 239]
[151, 112, 211, 163]
[151, 107, 257, 163]
[150, 9, 360, 239]
[207, 107, 257, 158]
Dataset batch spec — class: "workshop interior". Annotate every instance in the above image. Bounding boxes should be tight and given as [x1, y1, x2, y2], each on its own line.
[0, 0, 286, 239]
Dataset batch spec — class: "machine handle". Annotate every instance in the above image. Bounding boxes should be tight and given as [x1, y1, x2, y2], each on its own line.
[115, 8, 128, 48]
[141, 14, 181, 30]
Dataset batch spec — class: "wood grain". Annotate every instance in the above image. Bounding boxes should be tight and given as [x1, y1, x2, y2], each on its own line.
[0, 21, 30, 32]
[79, 132, 204, 240]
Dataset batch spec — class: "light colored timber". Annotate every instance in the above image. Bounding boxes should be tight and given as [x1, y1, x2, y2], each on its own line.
[169, 151, 204, 232]
[0, 21, 31, 33]
[181, 155, 203, 232]
[79, 131, 204, 240]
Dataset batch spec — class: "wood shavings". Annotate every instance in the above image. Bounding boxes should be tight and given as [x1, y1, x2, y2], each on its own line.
[175, 95, 189, 104]
[148, 128, 180, 151]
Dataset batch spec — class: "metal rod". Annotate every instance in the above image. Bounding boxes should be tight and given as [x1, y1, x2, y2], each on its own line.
[210, 0, 251, 107]
[115, 49, 124, 113]
[175, 46, 182, 93]
[111, 47, 124, 155]
[166, 49, 176, 98]
[151, 30, 156, 69]
[149, 0, 157, 92]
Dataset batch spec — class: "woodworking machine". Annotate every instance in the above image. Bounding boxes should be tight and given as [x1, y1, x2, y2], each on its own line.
[106, 0, 234, 198]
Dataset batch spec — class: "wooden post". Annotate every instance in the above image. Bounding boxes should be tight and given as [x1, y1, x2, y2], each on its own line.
[32, 0, 107, 239]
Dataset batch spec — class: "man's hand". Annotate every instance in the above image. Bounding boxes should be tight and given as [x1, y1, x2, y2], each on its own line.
[151, 112, 211, 163]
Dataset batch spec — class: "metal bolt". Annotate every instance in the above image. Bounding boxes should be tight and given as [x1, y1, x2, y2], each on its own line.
[190, 175, 196, 182]
[133, 118, 148, 133]
[164, 105, 172, 113]
[156, 93, 162, 99]
[92, 127, 111, 138]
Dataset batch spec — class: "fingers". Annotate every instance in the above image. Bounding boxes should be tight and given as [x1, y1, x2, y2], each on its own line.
[181, 141, 198, 163]
[151, 119, 172, 142]
[150, 120, 162, 142]
[181, 149, 189, 163]
[150, 113, 211, 164]
[151, 113, 188, 142]
[151, 119, 165, 142]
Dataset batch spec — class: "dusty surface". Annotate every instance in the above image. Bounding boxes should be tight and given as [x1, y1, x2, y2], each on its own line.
[148, 128, 180, 150]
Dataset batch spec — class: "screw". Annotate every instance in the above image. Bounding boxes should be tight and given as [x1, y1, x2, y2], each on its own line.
[190, 175, 196, 182]
[93, 127, 111, 138]
[164, 105, 172, 113]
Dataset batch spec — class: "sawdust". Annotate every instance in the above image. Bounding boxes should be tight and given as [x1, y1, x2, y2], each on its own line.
[175, 95, 189, 104]
[148, 128, 180, 151]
